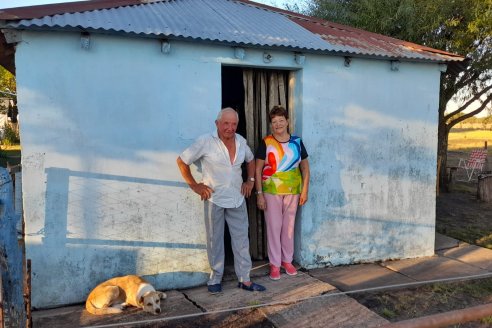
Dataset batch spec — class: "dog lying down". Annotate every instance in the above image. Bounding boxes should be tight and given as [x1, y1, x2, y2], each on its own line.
[86, 275, 166, 315]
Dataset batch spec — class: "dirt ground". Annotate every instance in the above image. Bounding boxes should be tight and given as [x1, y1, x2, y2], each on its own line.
[350, 151, 492, 327]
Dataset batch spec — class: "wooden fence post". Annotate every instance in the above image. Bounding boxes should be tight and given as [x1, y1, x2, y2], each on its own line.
[0, 168, 26, 327]
[478, 174, 492, 202]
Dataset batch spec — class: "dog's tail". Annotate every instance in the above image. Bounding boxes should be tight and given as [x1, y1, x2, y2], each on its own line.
[86, 299, 123, 315]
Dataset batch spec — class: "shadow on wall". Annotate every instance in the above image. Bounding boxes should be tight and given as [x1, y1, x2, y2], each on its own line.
[42, 168, 204, 249]
[27, 167, 209, 308]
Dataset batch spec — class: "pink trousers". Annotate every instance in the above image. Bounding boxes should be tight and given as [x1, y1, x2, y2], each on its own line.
[263, 193, 300, 267]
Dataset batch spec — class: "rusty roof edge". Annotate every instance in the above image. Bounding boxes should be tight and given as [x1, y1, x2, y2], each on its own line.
[0, 0, 164, 20]
[0, 23, 462, 63]
[238, 0, 465, 61]
[0, 0, 465, 63]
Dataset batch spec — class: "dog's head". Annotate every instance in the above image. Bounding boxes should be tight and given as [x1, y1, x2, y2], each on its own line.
[140, 291, 166, 315]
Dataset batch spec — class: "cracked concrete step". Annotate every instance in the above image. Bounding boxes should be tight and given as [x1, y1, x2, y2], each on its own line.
[183, 272, 388, 328]
[183, 272, 335, 311]
[309, 263, 416, 292]
[382, 255, 490, 281]
[261, 291, 389, 328]
[438, 243, 492, 271]
[435, 232, 461, 251]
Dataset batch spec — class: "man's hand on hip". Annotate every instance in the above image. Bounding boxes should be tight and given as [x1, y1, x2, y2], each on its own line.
[241, 181, 254, 198]
[191, 183, 214, 201]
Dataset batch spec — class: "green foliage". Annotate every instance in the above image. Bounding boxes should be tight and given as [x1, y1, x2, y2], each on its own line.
[2, 122, 20, 146]
[0, 65, 16, 95]
[305, 0, 492, 110]
[305, 0, 492, 188]
[0, 65, 16, 114]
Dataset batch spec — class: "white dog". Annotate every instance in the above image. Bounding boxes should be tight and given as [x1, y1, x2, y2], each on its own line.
[85, 275, 166, 315]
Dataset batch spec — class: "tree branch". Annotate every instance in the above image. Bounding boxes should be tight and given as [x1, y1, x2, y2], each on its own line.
[454, 70, 480, 91]
[444, 84, 492, 121]
[447, 94, 492, 129]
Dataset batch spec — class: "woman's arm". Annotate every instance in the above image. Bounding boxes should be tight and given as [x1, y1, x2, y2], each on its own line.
[255, 159, 266, 210]
[299, 159, 310, 205]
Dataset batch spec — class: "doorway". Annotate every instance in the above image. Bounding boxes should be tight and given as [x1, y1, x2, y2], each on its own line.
[221, 65, 293, 262]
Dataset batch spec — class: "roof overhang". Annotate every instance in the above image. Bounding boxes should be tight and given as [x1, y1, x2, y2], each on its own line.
[0, 0, 465, 75]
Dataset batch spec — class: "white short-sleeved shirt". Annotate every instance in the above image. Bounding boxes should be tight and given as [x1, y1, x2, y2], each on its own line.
[180, 130, 254, 208]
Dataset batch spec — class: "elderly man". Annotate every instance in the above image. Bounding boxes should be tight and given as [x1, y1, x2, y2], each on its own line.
[176, 107, 266, 294]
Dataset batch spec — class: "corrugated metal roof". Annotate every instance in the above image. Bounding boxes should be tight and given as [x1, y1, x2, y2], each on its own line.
[0, 0, 464, 63]
[291, 17, 460, 62]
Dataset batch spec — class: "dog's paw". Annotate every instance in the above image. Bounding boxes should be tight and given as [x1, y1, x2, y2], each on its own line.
[158, 291, 167, 300]
[113, 303, 126, 310]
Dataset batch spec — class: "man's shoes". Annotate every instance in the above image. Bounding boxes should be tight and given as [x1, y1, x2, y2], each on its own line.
[207, 283, 222, 294]
[238, 281, 266, 292]
[269, 264, 281, 280]
[281, 262, 298, 276]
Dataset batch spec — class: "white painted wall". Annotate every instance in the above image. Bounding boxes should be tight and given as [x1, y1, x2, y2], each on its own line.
[15, 30, 440, 307]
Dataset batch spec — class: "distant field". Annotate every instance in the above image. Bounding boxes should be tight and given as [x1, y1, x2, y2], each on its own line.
[0, 144, 21, 167]
[448, 129, 492, 151]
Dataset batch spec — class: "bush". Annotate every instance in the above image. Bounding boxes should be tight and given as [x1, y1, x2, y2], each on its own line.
[2, 122, 19, 146]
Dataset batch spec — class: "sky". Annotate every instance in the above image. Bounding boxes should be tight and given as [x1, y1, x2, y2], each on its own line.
[0, 0, 308, 10]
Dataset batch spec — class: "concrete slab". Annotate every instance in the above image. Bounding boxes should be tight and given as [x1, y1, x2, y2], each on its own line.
[309, 263, 416, 292]
[382, 256, 489, 281]
[435, 233, 460, 251]
[438, 244, 492, 271]
[32, 290, 201, 328]
[261, 291, 389, 328]
[183, 272, 335, 312]
[158, 308, 272, 328]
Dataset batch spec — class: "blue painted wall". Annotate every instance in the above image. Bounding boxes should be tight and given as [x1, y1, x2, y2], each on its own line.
[295, 55, 439, 268]
[0, 169, 26, 326]
[15, 30, 440, 307]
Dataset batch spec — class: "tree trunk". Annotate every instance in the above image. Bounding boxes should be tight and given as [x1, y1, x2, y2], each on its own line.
[478, 175, 492, 202]
[437, 112, 450, 192]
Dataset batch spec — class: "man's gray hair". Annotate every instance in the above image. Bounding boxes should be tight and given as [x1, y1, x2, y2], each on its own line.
[216, 107, 239, 121]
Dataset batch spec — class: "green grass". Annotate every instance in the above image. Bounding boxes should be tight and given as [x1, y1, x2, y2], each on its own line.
[381, 308, 397, 319]
[0, 144, 21, 167]
[482, 316, 492, 324]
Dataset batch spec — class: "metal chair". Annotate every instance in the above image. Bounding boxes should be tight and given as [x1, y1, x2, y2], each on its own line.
[456, 149, 488, 182]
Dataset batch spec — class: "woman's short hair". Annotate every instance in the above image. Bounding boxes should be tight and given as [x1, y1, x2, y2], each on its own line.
[269, 105, 288, 122]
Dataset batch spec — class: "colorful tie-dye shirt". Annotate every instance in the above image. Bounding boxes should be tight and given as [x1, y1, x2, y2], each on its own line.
[256, 135, 308, 195]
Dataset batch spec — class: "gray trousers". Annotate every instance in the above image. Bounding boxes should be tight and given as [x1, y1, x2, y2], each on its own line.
[204, 200, 252, 285]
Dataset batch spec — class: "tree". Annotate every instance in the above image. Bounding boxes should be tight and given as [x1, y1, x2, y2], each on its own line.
[0, 65, 16, 112]
[0, 65, 17, 129]
[0, 65, 16, 95]
[304, 0, 492, 190]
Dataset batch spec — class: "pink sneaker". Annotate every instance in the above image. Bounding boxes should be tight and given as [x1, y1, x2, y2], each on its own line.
[281, 262, 298, 276]
[269, 264, 281, 280]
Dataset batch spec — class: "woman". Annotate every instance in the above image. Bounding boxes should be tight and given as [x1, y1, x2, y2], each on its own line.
[255, 105, 310, 280]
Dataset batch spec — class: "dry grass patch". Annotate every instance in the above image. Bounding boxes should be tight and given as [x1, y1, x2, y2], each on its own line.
[448, 129, 492, 151]
[0, 144, 21, 167]
[352, 278, 492, 326]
